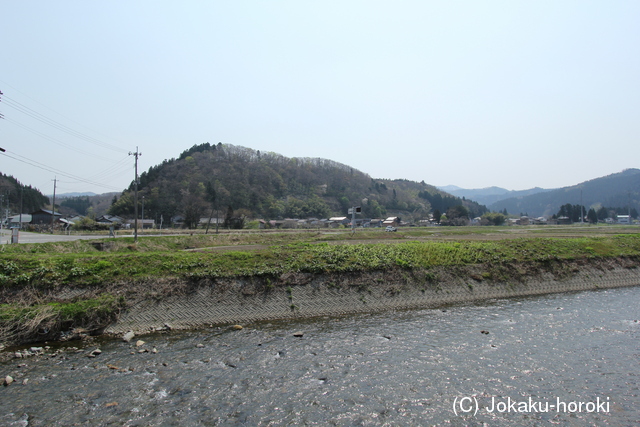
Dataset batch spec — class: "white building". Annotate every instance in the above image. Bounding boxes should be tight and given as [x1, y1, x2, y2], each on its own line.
[617, 215, 631, 224]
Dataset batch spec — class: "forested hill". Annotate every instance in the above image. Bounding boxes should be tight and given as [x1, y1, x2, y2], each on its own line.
[488, 169, 640, 217]
[0, 173, 49, 213]
[108, 143, 486, 226]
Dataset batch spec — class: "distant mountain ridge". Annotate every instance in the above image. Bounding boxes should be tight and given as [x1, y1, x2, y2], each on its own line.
[440, 169, 640, 218]
[53, 192, 98, 199]
[437, 186, 551, 207]
[486, 169, 640, 217]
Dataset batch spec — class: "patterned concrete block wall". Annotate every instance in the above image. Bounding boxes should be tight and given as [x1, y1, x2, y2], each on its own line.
[107, 264, 640, 334]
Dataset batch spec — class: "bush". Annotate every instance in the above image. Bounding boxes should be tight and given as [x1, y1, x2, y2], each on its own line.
[72, 217, 116, 231]
[481, 212, 506, 226]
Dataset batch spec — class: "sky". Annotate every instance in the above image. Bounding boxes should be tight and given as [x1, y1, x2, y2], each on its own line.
[1, 1, 639, 196]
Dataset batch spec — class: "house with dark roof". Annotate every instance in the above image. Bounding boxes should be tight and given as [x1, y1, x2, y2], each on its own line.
[30, 209, 62, 225]
[96, 215, 124, 225]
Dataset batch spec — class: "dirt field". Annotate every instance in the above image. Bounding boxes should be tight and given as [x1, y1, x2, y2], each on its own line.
[190, 224, 640, 252]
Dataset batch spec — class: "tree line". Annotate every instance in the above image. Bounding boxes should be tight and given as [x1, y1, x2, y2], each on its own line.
[554, 203, 638, 223]
[0, 173, 49, 215]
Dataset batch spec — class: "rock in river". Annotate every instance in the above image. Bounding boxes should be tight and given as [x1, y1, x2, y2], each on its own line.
[122, 331, 135, 342]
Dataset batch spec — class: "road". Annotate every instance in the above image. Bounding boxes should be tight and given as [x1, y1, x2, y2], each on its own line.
[0, 229, 126, 244]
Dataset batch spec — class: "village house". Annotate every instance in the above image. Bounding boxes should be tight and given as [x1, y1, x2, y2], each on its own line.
[282, 218, 300, 229]
[328, 217, 350, 227]
[367, 219, 384, 228]
[6, 214, 32, 228]
[531, 217, 548, 225]
[382, 217, 400, 227]
[30, 209, 62, 225]
[171, 215, 185, 228]
[96, 215, 124, 225]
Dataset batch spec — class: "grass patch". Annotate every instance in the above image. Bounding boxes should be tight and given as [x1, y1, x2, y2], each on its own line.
[1, 235, 639, 288]
[0, 294, 123, 344]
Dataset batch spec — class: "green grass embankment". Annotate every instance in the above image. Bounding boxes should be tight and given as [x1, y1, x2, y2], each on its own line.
[1, 230, 640, 346]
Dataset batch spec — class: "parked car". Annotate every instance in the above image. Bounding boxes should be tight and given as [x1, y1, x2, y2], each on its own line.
[385, 226, 397, 232]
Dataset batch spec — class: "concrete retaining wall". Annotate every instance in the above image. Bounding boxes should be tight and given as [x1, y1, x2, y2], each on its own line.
[106, 262, 640, 334]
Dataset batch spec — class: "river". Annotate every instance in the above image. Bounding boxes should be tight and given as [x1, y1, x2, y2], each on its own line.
[1, 286, 639, 426]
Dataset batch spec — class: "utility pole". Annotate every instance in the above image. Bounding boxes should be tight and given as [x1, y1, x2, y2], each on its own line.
[141, 195, 145, 235]
[50, 177, 57, 233]
[349, 206, 361, 233]
[129, 147, 142, 243]
[19, 186, 23, 229]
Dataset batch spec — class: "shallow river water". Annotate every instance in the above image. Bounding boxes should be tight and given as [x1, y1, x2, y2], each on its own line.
[1, 286, 639, 426]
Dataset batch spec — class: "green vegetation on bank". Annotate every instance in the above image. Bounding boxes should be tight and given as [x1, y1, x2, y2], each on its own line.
[2, 232, 640, 286]
[2, 227, 640, 346]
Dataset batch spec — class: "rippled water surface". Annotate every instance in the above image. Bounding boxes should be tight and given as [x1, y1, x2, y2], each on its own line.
[2, 286, 639, 426]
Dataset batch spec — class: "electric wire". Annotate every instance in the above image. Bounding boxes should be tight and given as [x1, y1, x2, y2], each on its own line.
[0, 83, 136, 193]
[0, 80, 129, 153]
[86, 157, 133, 182]
[1, 151, 126, 191]
[3, 117, 121, 161]
[2, 96, 128, 154]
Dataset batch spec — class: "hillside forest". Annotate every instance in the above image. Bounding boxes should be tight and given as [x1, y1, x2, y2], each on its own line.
[106, 143, 487, 227]
[0, 173, 49, 214]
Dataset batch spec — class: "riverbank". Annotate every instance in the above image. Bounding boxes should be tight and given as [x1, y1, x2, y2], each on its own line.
[1, 230, 640, 346]
[108, 256, 640, 336]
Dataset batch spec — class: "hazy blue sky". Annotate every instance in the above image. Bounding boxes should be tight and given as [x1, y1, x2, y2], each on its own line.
[1, 1, 639, 196]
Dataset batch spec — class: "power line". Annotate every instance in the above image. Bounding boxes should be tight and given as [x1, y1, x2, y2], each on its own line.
[3, 117, 120, 161]
[86, 157, 132, 181]
[2, 95, 128, 154]
[1, 151, 123, 191]
[0, 83, 138, 193]
[0, 80, 129, 153]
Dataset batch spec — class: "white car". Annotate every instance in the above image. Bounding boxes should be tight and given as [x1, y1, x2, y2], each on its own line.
[385, 226, 397, 232]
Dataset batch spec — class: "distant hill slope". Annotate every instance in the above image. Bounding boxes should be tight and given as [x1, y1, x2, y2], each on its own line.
[107, 143, 486, 226]
[0, 173, 49, 213]
[54, 192, 98, 199]
[57, 192, 119, 217]
[488, 169, 640, 217]
[438, 186, 551, 206]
